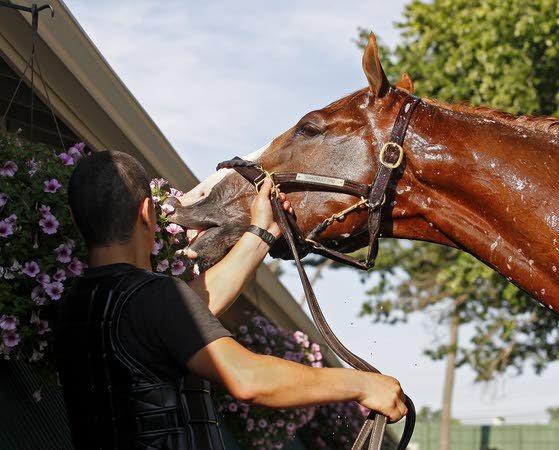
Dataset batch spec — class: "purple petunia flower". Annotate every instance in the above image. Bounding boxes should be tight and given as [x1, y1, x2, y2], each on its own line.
[37, 320, 51, 335]
[0, 220, 14, 238]
[31, 286, 46, 305]
[258, 419, 268, 429]
[68, 143, 85, 160]
[165, 224, 184, 235]
[238, 325, 248, 334]
[27, 158, 39, 176]
[169, 188, 183, 197]
[39, 213, 59, 234]
[151, 239, 163, 256]
[311, 343, 321, 352]
[2, 331, 20, 348]
[43, 178, 61, 193]
[38, 204, 51, 216]
[72, 142, 86, 152]
[0, 161, 18, 177]
[36, 272, 50, 285]
[53, 268, 67, 282]
[22, 261, 40, 278]
[286, 422, 296, 433]
[171, 259, 186, 276]
[0, 315, 18, 331]
[5, 214, 16, 224]
[150, 178, 168, 190]
[55, 243, 73, 263]
[228, 403, 238, 412]
[67, 257, 84, 276]
[0, 193, 8, 207]
[161, 203, 175, 215]
[156, 259, 169, 273]
[44, 281, 64, 300]
[58, 152, 74, 166]
[293, 331, 306, 344]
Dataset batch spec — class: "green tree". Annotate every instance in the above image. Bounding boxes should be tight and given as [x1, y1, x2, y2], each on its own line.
[357, 0, 559, 116]
[546, 407, 559, 424]
[350, 1, 559, 448]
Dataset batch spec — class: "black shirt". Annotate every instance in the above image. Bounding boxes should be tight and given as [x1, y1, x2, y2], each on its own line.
[80, 263, 232, 381]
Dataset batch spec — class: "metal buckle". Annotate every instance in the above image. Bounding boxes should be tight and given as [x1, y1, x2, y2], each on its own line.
[379, 142, 404, 169]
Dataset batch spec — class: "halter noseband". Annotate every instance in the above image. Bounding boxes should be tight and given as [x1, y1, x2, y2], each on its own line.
[217, 93, 420, 450]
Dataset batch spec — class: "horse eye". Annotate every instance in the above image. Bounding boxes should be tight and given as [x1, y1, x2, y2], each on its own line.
[298, 123, 322, 138]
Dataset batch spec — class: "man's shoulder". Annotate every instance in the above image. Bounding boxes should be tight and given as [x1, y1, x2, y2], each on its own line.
[132, 272, 199, 308]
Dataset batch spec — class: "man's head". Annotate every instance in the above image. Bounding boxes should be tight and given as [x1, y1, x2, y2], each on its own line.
[68, 151, 153, 249]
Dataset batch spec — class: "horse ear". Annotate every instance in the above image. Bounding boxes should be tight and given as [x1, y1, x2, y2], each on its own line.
[362, 32, 390, 97]
[395, 72, 414, 94]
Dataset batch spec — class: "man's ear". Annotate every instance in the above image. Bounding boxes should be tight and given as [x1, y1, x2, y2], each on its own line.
[139, 197, 153, 227]
[395, 72, 414, 94]
[362, 31, 390, 97]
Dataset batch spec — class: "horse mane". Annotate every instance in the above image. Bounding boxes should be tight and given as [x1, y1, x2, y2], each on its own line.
[424, 97, 559, 137]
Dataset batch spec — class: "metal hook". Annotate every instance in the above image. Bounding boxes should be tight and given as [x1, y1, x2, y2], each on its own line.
[0, 1, 54, 16]
[36, 4, 54, 17]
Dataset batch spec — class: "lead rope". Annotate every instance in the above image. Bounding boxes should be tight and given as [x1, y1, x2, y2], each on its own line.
[270, 194, 415, 450]
[218, 93, 419, 449]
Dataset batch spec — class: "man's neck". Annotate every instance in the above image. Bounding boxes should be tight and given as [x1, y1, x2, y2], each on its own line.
[88, 243, 152, 271]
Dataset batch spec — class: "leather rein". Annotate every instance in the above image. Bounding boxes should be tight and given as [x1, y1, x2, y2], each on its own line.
[217, 93, 421, 450]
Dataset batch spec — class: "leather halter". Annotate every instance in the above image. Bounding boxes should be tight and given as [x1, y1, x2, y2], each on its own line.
[217, 93, 420, 450]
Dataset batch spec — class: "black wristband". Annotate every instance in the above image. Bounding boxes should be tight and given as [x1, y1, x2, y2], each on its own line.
[246, 225, 276, 246]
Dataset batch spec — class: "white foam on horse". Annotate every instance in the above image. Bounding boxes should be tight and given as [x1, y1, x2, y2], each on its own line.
[180, 141, 272, 207]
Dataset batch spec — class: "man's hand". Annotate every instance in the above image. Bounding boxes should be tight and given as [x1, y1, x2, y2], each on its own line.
[358, 373, 408, 423]
[250, 178, 293, 238]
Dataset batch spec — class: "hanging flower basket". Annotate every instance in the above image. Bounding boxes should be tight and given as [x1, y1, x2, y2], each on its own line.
[0, 135, 87, 378]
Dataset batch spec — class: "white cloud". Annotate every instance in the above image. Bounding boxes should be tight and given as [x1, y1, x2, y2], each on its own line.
[64, 0, 407, 177]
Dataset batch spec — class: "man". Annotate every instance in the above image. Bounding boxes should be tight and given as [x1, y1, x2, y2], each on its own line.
[55, 151, 407, 449]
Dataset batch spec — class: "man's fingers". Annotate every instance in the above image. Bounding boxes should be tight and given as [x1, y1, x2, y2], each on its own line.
[258, 178, 272, 198]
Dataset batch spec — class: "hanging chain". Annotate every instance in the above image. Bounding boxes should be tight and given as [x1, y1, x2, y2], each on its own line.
[0, 2, 64, 149]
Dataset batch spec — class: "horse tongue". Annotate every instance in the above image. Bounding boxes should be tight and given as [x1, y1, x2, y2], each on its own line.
[186, 229, 199, 243]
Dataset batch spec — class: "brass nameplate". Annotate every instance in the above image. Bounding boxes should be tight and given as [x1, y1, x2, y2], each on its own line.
[296, 173, 345, 187]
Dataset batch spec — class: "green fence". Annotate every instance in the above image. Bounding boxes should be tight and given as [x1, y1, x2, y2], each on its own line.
[389, 421, 559, 450]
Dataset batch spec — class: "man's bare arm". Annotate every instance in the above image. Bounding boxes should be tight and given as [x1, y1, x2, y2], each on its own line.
[188, 179, 291, 316]
[187, 337, 408, 423]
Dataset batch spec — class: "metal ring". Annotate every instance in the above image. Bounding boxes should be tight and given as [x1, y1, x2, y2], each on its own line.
[379, 142, 404, 169]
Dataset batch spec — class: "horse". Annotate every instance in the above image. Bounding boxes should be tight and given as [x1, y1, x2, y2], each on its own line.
[168, 32, 559, 314]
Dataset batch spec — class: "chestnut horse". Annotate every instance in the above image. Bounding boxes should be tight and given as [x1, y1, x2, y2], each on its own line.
[169, 33, 559, 313]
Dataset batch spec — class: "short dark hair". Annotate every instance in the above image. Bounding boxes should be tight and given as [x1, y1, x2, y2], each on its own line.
[68, 151, 151, 248]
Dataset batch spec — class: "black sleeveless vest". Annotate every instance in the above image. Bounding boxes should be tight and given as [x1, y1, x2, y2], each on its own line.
[55, 268, 225, 449]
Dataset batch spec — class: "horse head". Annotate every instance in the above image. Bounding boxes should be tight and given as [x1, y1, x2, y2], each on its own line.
[169, 32, 559, 309]
[168, 33, 413, 271]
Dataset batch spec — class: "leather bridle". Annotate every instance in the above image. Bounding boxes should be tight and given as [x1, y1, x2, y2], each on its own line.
[217, 93, 421, 450]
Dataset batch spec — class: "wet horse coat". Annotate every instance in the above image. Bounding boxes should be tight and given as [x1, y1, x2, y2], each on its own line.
[170, 33, 559, 312]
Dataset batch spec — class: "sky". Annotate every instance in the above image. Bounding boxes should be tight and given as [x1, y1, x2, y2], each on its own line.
[64, 0, 558, 425]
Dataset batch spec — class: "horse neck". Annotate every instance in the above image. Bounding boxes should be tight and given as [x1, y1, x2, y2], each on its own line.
[392, 99, 559, 309]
